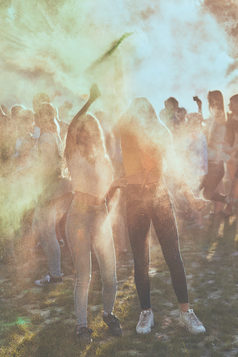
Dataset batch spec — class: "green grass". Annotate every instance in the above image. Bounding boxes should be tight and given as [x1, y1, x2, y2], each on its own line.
[0, 217, 238, 357]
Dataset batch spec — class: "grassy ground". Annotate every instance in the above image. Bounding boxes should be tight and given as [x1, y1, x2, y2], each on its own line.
[0, 215, 238, 357]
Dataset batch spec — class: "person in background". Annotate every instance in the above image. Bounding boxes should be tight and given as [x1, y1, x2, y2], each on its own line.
[176, 107, 187, 130]
[199, 91, 230, 235]
[58, 100, 73, 140]
[32, 92, 51, 140]
[33, 102, 72, 286]
[0, 106, 14, 175]
[183, 112, 208, 228]
[225, 94, 238, 221]
[200, 91, 229, 202]
[159, 97, 179, 131]
[12, 106, 36, 167]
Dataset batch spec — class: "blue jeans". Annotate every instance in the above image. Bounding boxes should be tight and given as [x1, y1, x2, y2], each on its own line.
[66, 193, 117, 327]
[32, 179, 72, 278]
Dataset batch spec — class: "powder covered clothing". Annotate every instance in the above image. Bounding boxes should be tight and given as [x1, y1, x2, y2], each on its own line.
[187, 132, 208, 177]
[226, 114, 238, 156]
[36, 132, 67, 201]
[66, 197, 117, 327]
[68, 150, 113, 200]
[207, 115, 229, 163]
[117, 97, 188, 309]
[126, 183, 188, 309]
[118, 118, 171, 185]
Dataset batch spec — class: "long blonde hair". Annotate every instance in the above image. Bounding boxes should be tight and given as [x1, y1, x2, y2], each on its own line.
[65, 113, 108, 166]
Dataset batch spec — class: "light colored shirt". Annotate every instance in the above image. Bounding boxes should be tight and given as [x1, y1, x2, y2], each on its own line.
[69, 149, 113, 199]
[118, 118, 172, 184]
[188, 132, 208, 176]
[37, 132, 62, 185]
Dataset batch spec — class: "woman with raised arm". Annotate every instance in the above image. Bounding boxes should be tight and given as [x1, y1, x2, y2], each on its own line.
[65, 109, 121, 344]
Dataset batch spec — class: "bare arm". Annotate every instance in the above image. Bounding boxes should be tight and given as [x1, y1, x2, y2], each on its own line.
[65, 84, 101, 163]
[193, 96, 202, 115]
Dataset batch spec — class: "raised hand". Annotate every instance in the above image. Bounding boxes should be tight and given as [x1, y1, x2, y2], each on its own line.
[89, 84, 101, 104]
[193, 96, 202, 113]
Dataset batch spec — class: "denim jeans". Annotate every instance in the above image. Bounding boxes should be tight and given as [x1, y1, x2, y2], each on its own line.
[32, 179, 73, 278]
[125, 183, 188, 309]
[66, 194, 117, 327]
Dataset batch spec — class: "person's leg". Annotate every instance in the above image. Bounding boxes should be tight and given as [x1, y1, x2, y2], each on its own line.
[92, 204, 117, 315]
[151, 183, 205, 334]
[230, 166, 238, 234]
[33, 190, 73, 285]
[33, 202, 62, 279]
[125, 185, 154, 334]
[91, 203, 122, 336]
[55, 192, 73, 243]
[223, 163, 238, 216]
[110, 190, 128, 256]
[210, 180, 226, 236]
[125, 185, 151, 310]
[202, 161, 226, 203]
[65, 197, 92, 329]
[151, 184, 188, 306]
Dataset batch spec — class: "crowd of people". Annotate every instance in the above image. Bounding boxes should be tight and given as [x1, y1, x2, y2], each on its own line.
[1, 85, 238, 344]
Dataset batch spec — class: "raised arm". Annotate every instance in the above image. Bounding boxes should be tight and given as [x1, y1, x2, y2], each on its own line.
[193, 96, 203, 115]
[70, 84, 101, 126]
[65, 84, 101, 163]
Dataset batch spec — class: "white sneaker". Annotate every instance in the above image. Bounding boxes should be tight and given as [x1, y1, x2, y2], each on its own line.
[179, 309, 206, 335]
[34, 274, 62, 287]
[136, 309, 154, 334]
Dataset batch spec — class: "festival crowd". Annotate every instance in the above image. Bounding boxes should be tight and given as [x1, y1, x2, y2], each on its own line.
[1, 86, 238, 344]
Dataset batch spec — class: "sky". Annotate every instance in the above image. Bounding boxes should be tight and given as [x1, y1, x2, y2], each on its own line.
[0, 0, 237, 119]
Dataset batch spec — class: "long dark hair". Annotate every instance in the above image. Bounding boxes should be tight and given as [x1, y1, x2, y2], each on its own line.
[207, 90, 226, 125]
[207, 90, 224, 113]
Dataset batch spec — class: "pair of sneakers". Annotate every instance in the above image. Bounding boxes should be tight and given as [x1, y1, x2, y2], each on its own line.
[136, 308, 206, 335]
[76, 313, 122, 344]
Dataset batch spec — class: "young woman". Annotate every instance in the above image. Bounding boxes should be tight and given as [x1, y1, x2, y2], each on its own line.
[225, 94, 238, 221]
[200, 90, 229, 203]
[65, 112, 121, 343]
[115, 97, 205, 335]
[199, 91, 230, 234]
